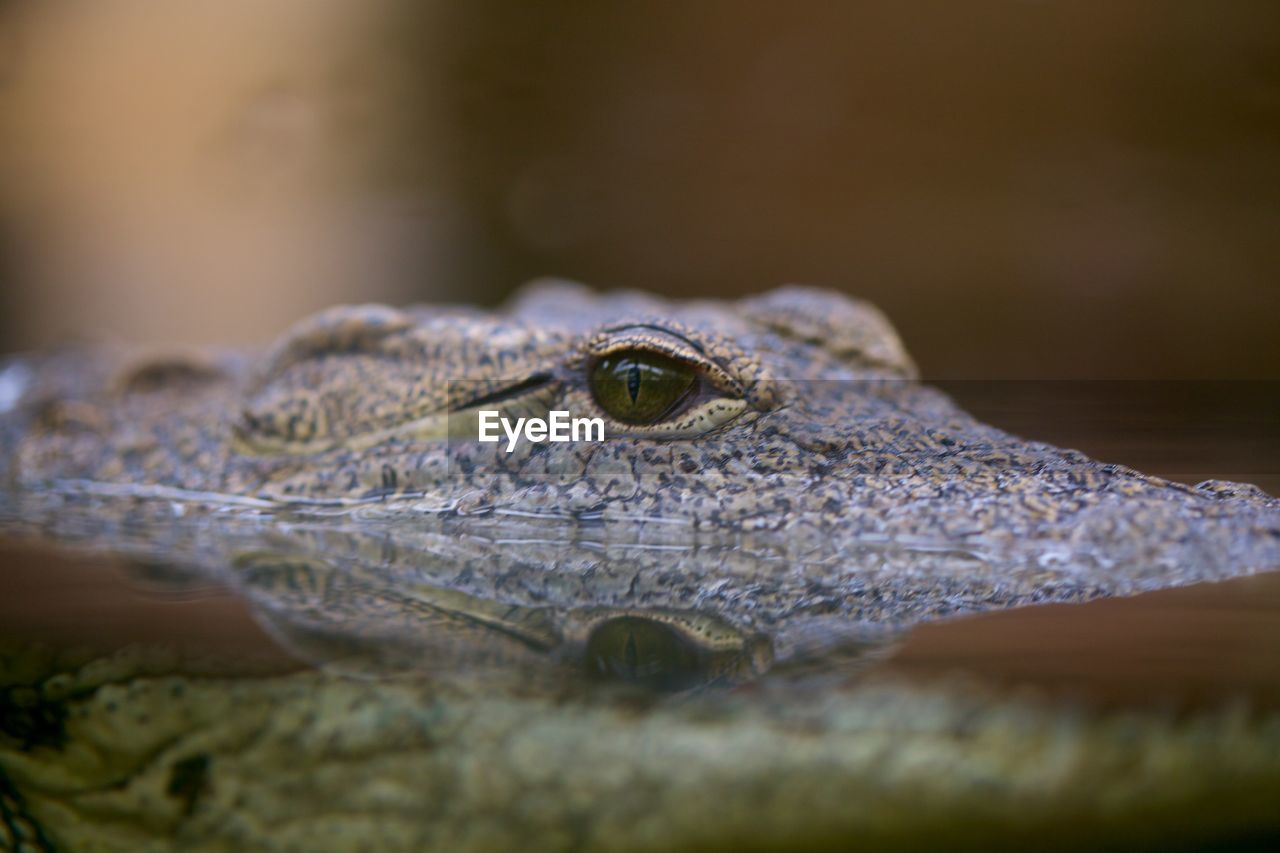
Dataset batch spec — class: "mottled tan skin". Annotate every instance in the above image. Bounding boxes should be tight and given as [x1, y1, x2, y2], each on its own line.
[2, 282, 1280, 851]
[3, 281, 1278, 621]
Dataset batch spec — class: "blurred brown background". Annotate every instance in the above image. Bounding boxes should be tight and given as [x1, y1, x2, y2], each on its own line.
[1, 1, 1278, 379]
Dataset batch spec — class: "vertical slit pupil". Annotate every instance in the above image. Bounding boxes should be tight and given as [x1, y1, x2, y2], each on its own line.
[626, 362, 641, 403]
[624, 630, 639, 673]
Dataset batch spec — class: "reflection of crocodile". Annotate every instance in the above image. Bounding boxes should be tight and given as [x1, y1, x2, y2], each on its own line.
[1, 282, 1279, 850]
[0, 507, 788, 691]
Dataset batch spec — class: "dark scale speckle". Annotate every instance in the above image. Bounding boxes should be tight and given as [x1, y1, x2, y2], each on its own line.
[165, 754, 211, 817]
[0, 687, 69, 752]
[2, 282, 1279, 636]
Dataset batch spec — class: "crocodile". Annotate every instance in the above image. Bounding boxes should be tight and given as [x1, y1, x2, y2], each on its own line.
[0, 281, 1278, 850]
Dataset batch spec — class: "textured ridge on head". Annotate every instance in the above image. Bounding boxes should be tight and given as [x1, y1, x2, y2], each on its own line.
[740, 286, 917, 379]
[504, 278, 674, 331]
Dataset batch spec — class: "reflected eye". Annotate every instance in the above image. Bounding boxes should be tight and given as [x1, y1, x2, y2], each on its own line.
[589, 350, 697, 424]
[585, 617, 704, 693]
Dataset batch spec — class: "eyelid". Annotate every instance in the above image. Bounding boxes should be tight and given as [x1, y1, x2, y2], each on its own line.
[583, 329, 743, 398]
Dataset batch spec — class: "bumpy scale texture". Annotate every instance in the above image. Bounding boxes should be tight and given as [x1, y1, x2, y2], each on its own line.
[2, 282, 1280, 850]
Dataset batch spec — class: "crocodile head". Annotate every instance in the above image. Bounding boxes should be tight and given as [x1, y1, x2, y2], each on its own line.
[2, 281, 1278, 684]
[3, 283, 1280, 850]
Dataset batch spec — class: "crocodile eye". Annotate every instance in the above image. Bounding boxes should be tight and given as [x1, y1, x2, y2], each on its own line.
[578, 325, 764, 437]
[589, 350, 697, 425]
[583, 613, 774, 692]
[585, 617, 704, 692]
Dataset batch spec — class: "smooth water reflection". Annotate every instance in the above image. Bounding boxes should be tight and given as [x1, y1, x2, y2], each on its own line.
[3, 500, 1280, 851]
[2, 495, 1279, 709]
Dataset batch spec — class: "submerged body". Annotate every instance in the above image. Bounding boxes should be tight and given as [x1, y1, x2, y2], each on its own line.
[1, 282, 1279, 850]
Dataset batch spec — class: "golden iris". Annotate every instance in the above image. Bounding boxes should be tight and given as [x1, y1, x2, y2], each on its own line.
[589, 350, 697, 424]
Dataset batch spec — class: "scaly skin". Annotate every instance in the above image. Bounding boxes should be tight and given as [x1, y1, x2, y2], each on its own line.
[3, 281, 1278, 610]
[1, 282, 1278, 850]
